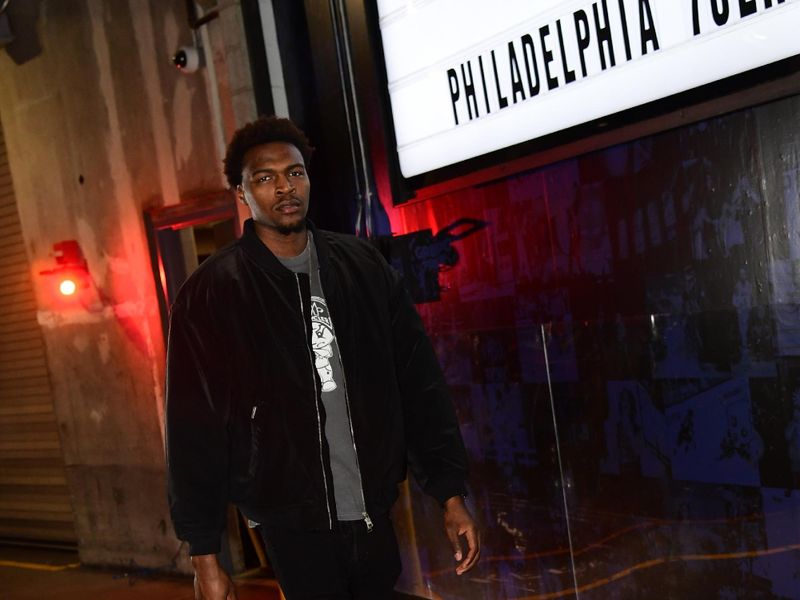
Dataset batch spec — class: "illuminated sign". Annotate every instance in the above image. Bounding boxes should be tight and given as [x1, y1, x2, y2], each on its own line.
[376, 0, 800, 178]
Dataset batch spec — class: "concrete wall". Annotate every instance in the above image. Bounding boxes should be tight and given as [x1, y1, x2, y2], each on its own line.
[0, 0, 239, 570]
[197, 0, 260, 225]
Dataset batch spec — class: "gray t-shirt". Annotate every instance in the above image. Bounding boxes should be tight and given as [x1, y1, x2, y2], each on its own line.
[277, 233, 365, 521]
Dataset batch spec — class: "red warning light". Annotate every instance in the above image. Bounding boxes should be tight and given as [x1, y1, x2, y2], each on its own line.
[58, 278, 78, 296]
[39, 241, 96, 307]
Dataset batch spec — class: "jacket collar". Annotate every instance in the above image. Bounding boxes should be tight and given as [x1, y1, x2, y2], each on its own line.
[240, 218, 330, 276]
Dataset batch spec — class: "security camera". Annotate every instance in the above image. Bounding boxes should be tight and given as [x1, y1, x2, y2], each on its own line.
[172, 45, 202, 73]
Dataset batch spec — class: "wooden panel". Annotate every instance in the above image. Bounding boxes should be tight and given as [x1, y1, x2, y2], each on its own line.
[0, 449, 64, 461]
[0, 456, 65, 468]
[0, 221, 27, 239]
[0, 355, 48, 372]
[0, 364, 50, 380]
[0, 352, 44, 372]
[0, 403, 54, 417]
[0, 292, 38, 308]
[0, 328, 44, 344]
[0, 203, 21, 219]
[0, 229, 24, 247]
[0, 212, 21, 229]
[0, 131, 76, 546]
[0, 433, 62, 449]
[0, 309, 41, 335]
[0, 297, 38, 312]
[0, 365, 50, 381]
[0, 385, 54, 401]
[0, 259, 30, 277]
[0, 342, 45, 359]
[0, 312, 42, 330]
[0, 284, 37, 300]
[0, 467, 67, 487]
[0, 247, 28, 262]
[0, 420, 60, 436]
[0, 256, 30, 277]
[0, 296, 38, 314]
[0, 416, 56, 431]
[0, 522, 77, 544]
[0, 279, 36, 296]
[2, 251, 32, 270]
[0, 310, 41, 328]
[0, 491, 72, 507]
[0, 402, 55, 415]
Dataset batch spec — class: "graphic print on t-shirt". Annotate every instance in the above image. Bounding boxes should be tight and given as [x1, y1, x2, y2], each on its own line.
[310, 296, 338, 392]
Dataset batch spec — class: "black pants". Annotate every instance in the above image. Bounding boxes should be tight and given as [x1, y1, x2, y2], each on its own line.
[258, 514, 402, 599]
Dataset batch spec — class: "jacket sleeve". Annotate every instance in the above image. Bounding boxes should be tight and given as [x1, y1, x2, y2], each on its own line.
[165, 300, 230, 555]
[386, 259, 469, 505]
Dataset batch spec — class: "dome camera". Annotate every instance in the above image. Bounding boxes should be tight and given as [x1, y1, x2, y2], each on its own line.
[172, 45, 201, 73]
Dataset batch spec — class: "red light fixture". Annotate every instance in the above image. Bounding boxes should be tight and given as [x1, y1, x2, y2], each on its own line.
[58, 278, 78, 296]
[40, 240, 94, 305]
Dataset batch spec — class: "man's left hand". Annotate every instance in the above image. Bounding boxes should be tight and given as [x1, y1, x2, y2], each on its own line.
[443, 495, 481, 575]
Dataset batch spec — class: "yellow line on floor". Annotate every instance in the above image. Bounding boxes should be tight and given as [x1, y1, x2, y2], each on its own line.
[512, 543, 800, 600]
[0, 559, 80, 572]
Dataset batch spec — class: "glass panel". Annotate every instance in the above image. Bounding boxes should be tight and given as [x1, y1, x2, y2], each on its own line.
[545, 95, 800, 598]
[392, 93, 800, 598]
[401, 325, 574, 600]
[392, 189, 578, 597]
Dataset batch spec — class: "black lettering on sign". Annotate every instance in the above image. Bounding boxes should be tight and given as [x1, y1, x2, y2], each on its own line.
[447, 68, 460, 125]
[491, 49, 509, 109]
[739, 0, 757, 16]
[712, 0, 730, 26]
[521, 34, 541, 97]
[508, 41, 527, 103]
[478, 55, 491, 114]
[639, 0, 659, 54]
[539, 24, 559, 90]
[695, 0, 784, 36]
[618, 0, 632, 60]
[460, 61, 479, 120]
[574, 10, 591, 77]
[556, 19, 577, 83]
[593, 0, 616, 70]
[692, 0, 701, 34]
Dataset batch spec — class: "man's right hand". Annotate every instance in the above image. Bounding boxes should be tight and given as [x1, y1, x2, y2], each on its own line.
[191, 554, 237, 600]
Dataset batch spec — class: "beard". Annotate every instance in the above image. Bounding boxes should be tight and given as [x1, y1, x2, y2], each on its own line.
[275, 220, 306, 235]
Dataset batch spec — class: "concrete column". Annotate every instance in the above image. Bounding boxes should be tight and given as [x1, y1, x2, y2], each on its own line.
[0, 0, 225, 571]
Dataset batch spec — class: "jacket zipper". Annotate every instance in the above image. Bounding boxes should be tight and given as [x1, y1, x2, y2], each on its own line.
[325, 297, 373, 532]
[296, 274, 334, 530]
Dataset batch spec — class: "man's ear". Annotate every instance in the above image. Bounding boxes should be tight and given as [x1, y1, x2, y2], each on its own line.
[236, 184, 247, 205]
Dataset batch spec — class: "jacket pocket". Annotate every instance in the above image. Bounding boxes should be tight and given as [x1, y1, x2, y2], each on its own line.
[248, 402, 268, 478]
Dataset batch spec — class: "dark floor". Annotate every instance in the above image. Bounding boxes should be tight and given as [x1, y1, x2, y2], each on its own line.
[0, 545, 282, 600]
[0, 546, 428, 600]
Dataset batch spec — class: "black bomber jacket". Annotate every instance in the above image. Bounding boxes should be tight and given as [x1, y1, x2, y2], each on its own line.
[165, 219, 468, 555]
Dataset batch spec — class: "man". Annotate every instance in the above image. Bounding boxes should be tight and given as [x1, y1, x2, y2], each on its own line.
[166, 116, 480, 600]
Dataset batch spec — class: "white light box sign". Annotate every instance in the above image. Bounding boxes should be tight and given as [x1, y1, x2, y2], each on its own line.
[376, 0, 800, 178]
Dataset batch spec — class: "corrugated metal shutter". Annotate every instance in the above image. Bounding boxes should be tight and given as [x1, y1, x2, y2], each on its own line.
[0, 120, 76, 546]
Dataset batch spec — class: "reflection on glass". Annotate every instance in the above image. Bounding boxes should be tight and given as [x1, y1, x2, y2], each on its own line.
[392, 94, 800, 599]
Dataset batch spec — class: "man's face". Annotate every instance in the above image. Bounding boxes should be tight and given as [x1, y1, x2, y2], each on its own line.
[237, 142, 310, 235]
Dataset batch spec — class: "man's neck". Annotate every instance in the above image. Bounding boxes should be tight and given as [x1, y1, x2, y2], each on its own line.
[253, 222, 309, 258]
